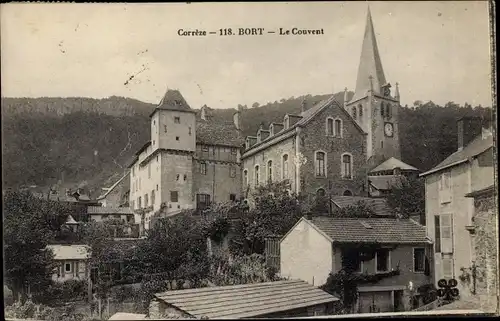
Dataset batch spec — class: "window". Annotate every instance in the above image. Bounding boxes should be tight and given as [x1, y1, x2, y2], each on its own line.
[342, 250, 363, 273]
[386, 105, 391, 118]
[148, 164, 151, 179]
[255, 165, 260, 186]
[376, 249, 390, 272]
[170, 191, 178, 202]
[176, 174, 180, 181]
[343, 190, 353, 196]
[381, 103, 385, 117]
[315, 151, 326, 177]
[175, 136, 179, 141]
[442, 254, 454, 279]
[131, 200, 135, 209]
[230, 166, 236, 178]
[174, 117, 180, 124]
[352, 107, 357, 120]
[65, 262, 72, 273]
[202, 145, 209, 152]
[358, 104, 363, 119]
[230, 194, 236, 202]
[153, 140, 155, 146]
[144, 194, 149, 207]
[164, 125, 167, 133]
[156, 155, 159, 162]
[267, 160, 273, 183]
[156, 184, 158, 191]
[282, 154, 289, 180]
[138, 197, 142, 208]
[334, 119, 342, 137]
[196, 194, 211, 210]
[317, 188, 326, 197]
[132, 167, 135, 177]
[434, 215, 441, 253]
[327, 118, 334, 135]
[183, 174, 187, 181]
[188, 127, 192, 135]
[151, 190, 155, 206]
[231, 148, 237, 155]
[439, 171, 452, 203]
[200, 162, 207, 175]
[243, 169, 248, 186]
[413, 248, 425, 272]
[341, 153, 352, 179]
[153, 120, 156, 126]
[440, 214, 453, 253]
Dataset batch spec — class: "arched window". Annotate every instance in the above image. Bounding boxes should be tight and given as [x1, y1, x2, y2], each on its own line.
[267, 160, 273, 183]
[315, 151, 326, 177]
[358, 105, 363, 120]
[341, 153, 353, 179]
[317, 188, 326, 197]
[326, 118, 334, 136]
[343, 190, 353, 196]
[352, 107, 357, 120]
[381, 103, 385, 117]
[243, 169, 248, 186]
[255, 165, 260, 186]
[386, 104, 391, 118]
[334, 119, 342, 137]
[282, 154, 289, 180]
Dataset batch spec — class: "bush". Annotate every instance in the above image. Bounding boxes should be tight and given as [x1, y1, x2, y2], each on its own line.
[33, 280, 88, 305]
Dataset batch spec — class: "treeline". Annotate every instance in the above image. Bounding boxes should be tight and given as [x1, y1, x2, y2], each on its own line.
[1, 94, 492, 192]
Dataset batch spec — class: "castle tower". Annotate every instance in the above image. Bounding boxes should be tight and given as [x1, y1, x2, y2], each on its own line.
[149, 89, 197, 214]
[346, 7, 401, 165]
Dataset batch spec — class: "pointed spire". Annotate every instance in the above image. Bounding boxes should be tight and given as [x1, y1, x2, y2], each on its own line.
[352, 6, 387, 101]
[395, 82, 400, 101]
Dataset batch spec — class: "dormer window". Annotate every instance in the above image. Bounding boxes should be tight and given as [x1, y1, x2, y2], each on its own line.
[174, 117, 180, 124]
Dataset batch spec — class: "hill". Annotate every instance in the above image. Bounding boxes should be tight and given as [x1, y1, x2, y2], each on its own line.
[1, 95, 492, 195]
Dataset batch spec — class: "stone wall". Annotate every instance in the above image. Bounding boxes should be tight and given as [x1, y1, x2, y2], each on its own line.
[470, 193, 498, 312]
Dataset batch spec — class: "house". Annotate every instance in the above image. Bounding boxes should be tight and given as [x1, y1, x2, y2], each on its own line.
[127, 90, 244, 231]
[97, 172, 130, 208]
[463, 185, 498, 313]
[241, 8, 404, 202]
[367, 157, 420, 197]
[149, 280, 340, 319]
[46, 244, 90, 282]
[280, 215, 433, 313]
[419, 117, 494, 298]
[86, 206, 140, 238]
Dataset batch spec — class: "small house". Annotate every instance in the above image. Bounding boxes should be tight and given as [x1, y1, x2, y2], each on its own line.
[150, 280, 340, 319]
[47, 244, 90, 282]
[280, 216, 433, 313]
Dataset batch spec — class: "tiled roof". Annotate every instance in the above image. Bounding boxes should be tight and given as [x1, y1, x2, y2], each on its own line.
[465, 184, 495, 198]
[309, 217, 428, 244]
[368, 175, 406, 191]
[331, 195, 395, 216]
[154, 280, 339, 319]
[87, 206, 133, 214]
[47, 244, 90, 260]
[421, 133, 493, 177]
[370, 157, 419, 173]
[151, 89, 195, 115]
[196, 118, 244, 147]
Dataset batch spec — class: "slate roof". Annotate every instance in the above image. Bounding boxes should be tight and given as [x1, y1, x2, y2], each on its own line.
[150, 89, 195, 116]
[309, 216, 428, 244]
[87, 206, 133, 214]
[154, 280, 339, 319]
[420, 133, 493, 177]
[47, 244, 90, 260]
[368, 175, 406, 191]
[370, 157, 419, 173]
[196, 118, 244, 147]
[330, 195, 395, 216]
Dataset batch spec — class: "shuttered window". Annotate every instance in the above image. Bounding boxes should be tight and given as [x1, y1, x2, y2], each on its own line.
[442, 254, 454, 279]
[434, 215, 441, 253]
[440, 214, 453, 253]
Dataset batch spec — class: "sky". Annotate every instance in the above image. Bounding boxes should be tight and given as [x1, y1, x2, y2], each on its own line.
[1, 1, 494, 109]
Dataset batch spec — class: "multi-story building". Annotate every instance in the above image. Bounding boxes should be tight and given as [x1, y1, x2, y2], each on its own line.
[127, 90, 243, 230]
[420, 117, 494, 298]
[241, 8, 403, 200]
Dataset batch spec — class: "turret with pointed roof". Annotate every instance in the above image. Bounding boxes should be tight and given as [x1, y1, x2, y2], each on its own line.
[149, 89, 196, 117]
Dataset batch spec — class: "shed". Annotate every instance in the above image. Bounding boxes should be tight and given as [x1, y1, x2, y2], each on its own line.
[151, 280, 340, 319]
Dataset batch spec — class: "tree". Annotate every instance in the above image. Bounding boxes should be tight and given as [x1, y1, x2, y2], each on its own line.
[3, 192, 59, 302]
[252, 102, 260, 108]
[386, 176, 426, 224]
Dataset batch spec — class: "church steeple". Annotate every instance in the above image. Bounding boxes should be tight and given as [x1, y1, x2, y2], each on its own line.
[351, 6, 387, 102]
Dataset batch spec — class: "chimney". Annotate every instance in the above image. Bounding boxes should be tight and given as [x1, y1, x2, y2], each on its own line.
[457, 116, 483, 151]
[343, 87, 348, 108]
[301, 98, 307, 113]
[200, 105, 208, 121]
[395, 82, 400, 101]
[233, 108, 241, 130]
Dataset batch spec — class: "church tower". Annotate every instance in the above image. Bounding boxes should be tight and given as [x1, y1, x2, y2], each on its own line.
[346, 7, 401, 166]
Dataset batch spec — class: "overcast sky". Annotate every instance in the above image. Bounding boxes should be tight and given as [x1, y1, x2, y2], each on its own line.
[1, 1, 493, 109]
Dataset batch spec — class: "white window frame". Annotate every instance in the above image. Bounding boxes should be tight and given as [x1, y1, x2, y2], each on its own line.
[439, 213, 453, 253]
[65, 262, 72, 273]
[334, 118, 343, 138]
[326, 117, 334, 136]
[341, 152, 353, 180]
[314, 150, 327, 178]
[267, 160, 273, 184]
[375, 249, 391, 273]
[282, 154, 289, 180]
[442, 254, 454, 279]
[254, 164, 260, 186]
[439, 171, 452, 204]
[413, 247, 425, 273]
